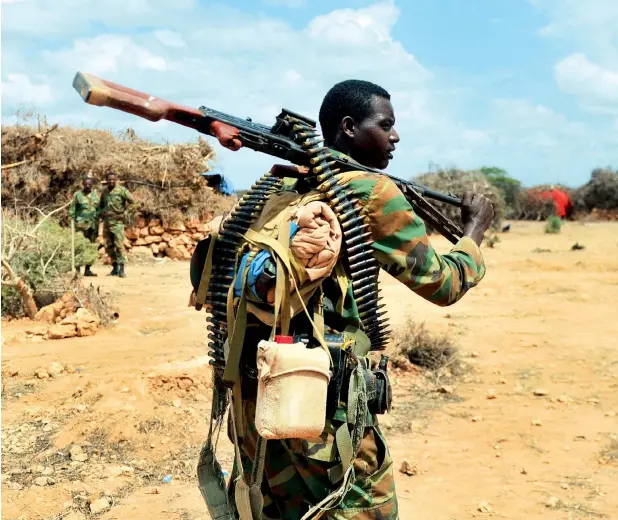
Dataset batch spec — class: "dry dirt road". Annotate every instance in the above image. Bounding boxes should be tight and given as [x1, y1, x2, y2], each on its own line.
[2, 221, 617, 520]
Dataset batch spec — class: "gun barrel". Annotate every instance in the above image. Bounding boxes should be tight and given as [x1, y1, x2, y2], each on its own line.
[417, 187, 462, 207]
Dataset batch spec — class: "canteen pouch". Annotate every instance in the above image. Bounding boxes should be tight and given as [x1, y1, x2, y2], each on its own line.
[255, 339, 331, 440]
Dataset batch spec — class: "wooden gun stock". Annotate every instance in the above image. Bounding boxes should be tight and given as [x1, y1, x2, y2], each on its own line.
[72, 71, 204, 129]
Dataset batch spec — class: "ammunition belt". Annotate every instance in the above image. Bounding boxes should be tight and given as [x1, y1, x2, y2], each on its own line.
[287, 119, 391, 350]
[205, 173, 284, 419]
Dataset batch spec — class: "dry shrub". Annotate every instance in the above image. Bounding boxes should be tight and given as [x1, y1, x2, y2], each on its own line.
[510, 188, 557, 220]
[600, 435, 618, 464]
[572, 167, 618, 213]
[392, 321, 463, 373]
[1, 116, 236, 224]
[69, 280, 118, 326]
[413, 167, 504, 231]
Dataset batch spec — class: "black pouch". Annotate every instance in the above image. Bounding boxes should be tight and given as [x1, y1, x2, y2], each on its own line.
[294, 332, 350, 416]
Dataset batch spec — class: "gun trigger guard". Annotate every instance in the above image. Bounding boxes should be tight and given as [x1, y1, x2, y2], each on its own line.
[210, 121, 242, 151]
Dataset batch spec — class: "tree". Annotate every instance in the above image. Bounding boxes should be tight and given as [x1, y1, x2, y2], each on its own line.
[1, 204, 99, 318]
[480, 166, 521, 208]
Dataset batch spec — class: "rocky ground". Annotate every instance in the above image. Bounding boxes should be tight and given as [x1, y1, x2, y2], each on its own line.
[2, 221, 617, 520]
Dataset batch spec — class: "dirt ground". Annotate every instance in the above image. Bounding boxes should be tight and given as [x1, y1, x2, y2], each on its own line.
[2, 221, 617, 520]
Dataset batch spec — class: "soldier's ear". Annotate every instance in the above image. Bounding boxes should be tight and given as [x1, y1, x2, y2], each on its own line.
[342, 116, 355, 139]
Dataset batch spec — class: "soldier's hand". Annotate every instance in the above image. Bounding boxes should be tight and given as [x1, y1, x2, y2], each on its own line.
[461, 192, 495, 245]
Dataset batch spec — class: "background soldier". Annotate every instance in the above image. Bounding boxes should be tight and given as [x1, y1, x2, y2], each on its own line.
[99, 172, 134, 278]
[68, 177, 100, 277]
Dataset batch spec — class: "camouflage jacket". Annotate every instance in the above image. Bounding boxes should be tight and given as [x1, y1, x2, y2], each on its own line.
[237, 164, 486, 368]
[69, 190, 100, 230]
[99, 185, 134, 223]
[344, 171, 485, 311]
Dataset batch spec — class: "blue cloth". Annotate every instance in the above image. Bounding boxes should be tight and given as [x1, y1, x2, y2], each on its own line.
[234, 222, 299, 301]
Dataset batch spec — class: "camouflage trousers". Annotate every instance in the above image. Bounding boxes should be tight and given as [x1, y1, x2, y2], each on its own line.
[75, 223, 98, 244]
[103, 220, 127, 264]
[227, 399, 399, 519]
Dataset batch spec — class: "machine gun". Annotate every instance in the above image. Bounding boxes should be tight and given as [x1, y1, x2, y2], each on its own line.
[72, 71, 463, 243]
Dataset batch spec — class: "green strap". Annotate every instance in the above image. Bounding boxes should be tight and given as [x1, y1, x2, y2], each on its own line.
[195, 231, 218, 305]
[229, 389, 253, 520]
[243, 229, 333, 365]
[223, 260, 251, 387]
[334, 263, 349, 316]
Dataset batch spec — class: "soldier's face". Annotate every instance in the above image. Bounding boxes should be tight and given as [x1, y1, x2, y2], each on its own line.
[346, 96, 400, 170]
[108, 176, 117, 188]
[83, 180, 93, 193]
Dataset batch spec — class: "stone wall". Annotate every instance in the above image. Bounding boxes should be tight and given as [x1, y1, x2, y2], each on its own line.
[98, 215, 212, 262]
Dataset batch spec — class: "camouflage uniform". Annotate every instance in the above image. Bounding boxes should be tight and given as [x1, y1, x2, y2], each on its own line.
[69, 189, 100, 243]
[99, 185, 134, 265]
[226, 167, 486, 519]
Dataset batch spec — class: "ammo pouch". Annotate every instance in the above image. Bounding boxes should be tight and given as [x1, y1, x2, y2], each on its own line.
[295, 332, 393, 417]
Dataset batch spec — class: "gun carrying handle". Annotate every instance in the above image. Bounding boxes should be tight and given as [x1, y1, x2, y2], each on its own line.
[72, 71, 203, 124]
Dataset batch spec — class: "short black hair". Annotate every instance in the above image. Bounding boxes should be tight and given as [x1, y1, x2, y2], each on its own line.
[318, 79, 391, 144]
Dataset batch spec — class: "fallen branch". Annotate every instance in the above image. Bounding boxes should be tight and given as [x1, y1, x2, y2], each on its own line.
[1, 159, 29, 170]
[1, 258, 38, 318]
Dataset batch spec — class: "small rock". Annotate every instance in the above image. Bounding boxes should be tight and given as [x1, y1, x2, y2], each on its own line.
[437, 385, 454, 394]
[471, 416, 483, 422]
[47, 322, 78, 340]
[498, 377, 507, 384]
[7, 481, 23, 491]
[605, 411, 616, 417]
[172, 399, 182, 408]
[477, 501, 492, 513]
[120, 465, 134, 475]
[545, 496, 559, 508]
[70, 445, 88, 462]
[399, 460, 418, 476]
[121, 387, 130, 393]
[48, 361, 64, 377]
[531, 419, 543, 426]
[34, 476, 53, 486]
[471, 351, 481, 358]
[42, 467, 54, 476]
[533, 388, 549, 397]
[560, 483, 569, 490]
[520, 468, 527, 475]
[89, 497, 111, 515]
[486, 389, 497, 399]
[32, 464, 45, 474]
[35, 369, 50, 379]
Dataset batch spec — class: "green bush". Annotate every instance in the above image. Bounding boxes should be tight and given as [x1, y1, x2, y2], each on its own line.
[1, 212, 99, 317]
[545, 215, 562, 234]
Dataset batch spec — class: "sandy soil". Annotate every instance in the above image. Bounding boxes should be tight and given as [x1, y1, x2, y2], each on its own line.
[2, 221, 617, 520]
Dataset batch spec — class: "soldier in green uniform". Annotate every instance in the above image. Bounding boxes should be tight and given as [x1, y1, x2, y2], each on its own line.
[99, 172, 135, 278]
[199, 80, 495, 519]
[69, 177, 100, 277]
